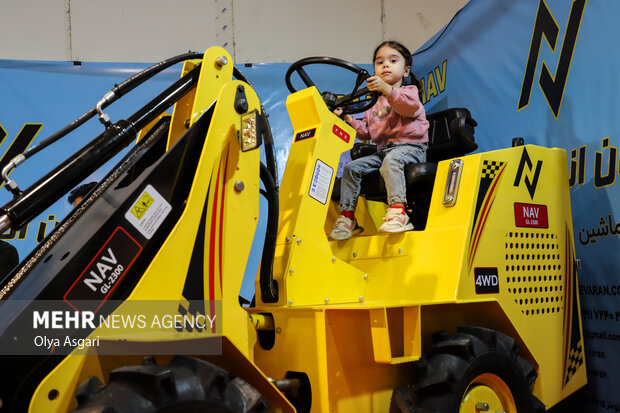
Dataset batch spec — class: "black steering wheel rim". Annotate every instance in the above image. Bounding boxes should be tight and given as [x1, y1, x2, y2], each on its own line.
[285, 56, 380, 115]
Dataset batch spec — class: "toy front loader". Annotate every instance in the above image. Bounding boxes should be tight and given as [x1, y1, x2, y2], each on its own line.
[0, 48, 586, 413]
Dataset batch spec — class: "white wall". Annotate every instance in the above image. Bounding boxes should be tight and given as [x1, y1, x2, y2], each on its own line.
[0, 0, 468, 63]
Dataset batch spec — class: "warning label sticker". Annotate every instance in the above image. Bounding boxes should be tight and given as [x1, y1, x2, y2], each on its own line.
[125, 184, 171, 239]
[309, 159, 333, 205]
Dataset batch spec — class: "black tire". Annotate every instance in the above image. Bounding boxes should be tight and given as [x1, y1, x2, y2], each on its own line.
[392, 326, 546, 413]
[72, 356, 269, 413]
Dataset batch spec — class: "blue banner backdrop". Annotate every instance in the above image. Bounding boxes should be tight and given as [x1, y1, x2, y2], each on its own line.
[408, 1, 618, 411]
[0, 1, 618, 410]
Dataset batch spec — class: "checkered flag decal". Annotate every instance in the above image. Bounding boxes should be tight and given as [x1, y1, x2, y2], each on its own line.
[565, 340, 584, 384]
[481, 160, 504, 179]
[176, 302, 205, 333]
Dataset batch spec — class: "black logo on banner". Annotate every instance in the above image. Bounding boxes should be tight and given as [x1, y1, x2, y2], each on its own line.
[64, 227, 142, 312]
[514, 147, 542, 200]
[295, 128, 316, 142]
[475, 268, 500, 294]
[0, 123, 43, 189]
[518, 0, 587, 118]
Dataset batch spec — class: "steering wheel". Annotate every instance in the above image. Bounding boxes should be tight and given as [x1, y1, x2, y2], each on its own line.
[285, 56, 380, 115]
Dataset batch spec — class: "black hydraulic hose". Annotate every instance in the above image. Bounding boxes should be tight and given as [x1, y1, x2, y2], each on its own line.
[260, 108, 279, 189]
[23, 52, 204, 160]
[258, 107, 279, 303]
[112, 51, 204, 99]
[24, 107, 97, 160]
[234, 66, 281, 302]
[0, 64, 201, 230]
[126, 63, 201, 130]
[259, 162, 279, 303]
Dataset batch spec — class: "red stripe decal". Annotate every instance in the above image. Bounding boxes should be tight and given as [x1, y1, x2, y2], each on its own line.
[208, 157, 223, 333]
[470, 188, 495, 266]
[218, 150, 228, 294]
[471, 196, 496, 265]
[469, 165, 505, 267]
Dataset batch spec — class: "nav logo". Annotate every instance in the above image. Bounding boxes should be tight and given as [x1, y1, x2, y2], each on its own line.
[514, 202, 549, 228]
[64, 227, 142, 312]
[83, 248, 119, 292]
[294, 128, 316, 142]
[475, 267, 499, 294]
[518, 0, 587, 118]
[514, 147, 542, 200]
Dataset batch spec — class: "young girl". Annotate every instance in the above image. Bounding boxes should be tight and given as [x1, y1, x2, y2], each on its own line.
[330, 41, 429, 240]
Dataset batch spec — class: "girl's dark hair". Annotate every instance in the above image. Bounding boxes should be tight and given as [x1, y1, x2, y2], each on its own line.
[373, 40, 424, 100]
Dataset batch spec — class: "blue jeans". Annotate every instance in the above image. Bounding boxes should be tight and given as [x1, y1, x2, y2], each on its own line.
[339, 142, 427, 211]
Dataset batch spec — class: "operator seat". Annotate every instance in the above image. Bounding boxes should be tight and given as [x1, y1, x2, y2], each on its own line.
[331, 107, 478, 229]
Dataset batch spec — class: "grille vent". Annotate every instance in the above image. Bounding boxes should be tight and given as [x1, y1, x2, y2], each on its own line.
[505, 231, 563, 316]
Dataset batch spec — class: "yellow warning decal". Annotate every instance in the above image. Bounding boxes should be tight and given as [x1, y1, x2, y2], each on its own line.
[131, 192, 154, 220]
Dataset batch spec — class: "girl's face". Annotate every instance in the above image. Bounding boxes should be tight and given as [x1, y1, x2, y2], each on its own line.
[373, 45, 410, 87]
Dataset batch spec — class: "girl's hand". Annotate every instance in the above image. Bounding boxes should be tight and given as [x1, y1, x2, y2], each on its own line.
[333, 107, 353, 123]
[367, 76, 392, 96]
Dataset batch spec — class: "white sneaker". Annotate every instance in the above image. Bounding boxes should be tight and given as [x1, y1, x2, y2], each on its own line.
[329, 216, 364, 240]
[379, 208, 414, 233]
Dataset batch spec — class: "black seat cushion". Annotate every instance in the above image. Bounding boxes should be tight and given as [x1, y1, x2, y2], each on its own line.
[361, 162, 437, 205]
[331, 158, 437, 205]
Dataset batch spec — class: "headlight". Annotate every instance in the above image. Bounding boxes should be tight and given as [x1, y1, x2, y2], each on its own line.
[240, 110, 262, 152]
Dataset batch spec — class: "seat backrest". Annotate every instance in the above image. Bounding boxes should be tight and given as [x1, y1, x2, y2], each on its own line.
[426, 107, 478, 162]
[349, 107, 478, 163]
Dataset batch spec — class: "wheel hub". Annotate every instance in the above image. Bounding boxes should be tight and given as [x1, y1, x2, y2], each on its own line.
[459, 373, 516, 413]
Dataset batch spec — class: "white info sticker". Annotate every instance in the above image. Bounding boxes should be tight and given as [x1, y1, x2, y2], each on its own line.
[308, 159, 333, 205]
[125, 184, 172, 239]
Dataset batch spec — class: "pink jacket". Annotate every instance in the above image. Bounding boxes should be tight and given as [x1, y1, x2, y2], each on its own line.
[349, 85, 429, 148]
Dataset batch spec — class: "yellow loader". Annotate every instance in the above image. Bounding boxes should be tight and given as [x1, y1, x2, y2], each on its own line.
[0, 47, 585, 412]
